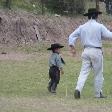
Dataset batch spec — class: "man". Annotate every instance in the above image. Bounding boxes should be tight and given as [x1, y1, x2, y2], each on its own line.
[68, 8, 112, 99]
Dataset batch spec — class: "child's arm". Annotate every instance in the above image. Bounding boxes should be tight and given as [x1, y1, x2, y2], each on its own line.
[55, 54, 64, 75]
[60, 67, 64, 75]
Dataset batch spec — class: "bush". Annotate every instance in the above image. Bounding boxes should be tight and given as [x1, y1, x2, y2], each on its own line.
[45, 0, 65, 14]
[73, 0, 85, 14]
[45, 0, 85, 15]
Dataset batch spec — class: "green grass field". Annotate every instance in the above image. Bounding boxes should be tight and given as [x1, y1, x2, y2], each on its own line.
[0, 42, 112, 112]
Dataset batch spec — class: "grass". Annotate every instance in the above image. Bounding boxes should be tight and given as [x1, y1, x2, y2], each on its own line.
[0, 42, 112, 112]
[0, 0, 42, 14]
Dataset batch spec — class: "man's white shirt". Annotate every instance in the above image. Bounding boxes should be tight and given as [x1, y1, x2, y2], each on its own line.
[69, 20, 112, 47]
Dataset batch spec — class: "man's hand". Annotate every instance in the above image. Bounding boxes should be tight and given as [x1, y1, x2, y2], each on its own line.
[69, 45, 76, 56]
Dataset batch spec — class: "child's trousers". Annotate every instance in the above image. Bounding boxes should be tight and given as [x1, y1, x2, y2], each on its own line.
[48, 66, 60, 92]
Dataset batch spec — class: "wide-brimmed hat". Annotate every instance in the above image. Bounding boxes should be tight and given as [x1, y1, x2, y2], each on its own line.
[84, 8, 102, 16]
[47, 43, 64, 50]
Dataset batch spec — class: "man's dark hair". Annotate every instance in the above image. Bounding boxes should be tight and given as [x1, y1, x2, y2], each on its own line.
[88, 13, 98, 19]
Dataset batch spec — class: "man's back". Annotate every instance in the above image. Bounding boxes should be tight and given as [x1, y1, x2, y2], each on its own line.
[69, 19, 112, 48]
[79, 20, 102, 47]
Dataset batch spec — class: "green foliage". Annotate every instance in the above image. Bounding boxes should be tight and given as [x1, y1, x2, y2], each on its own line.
[0, 0, 95, 15]
[45, 0, 65, 14]
[73, 0, 85, 14]
[0, 0, 42, 13]
[45, 0, 85, 15]
[2, 0, 11, 9]
[12, 0, 42, 13]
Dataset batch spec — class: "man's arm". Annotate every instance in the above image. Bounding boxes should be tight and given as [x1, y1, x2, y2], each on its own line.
[68, 27, 80, 56]
[101, 24, 112, 39]
[69, 45, 76, 56]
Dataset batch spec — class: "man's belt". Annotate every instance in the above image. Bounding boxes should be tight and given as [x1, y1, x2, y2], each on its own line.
[84, 45, 102, 49]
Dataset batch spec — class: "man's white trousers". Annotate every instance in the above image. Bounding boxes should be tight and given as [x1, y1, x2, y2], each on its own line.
[76, 48, 104, 97]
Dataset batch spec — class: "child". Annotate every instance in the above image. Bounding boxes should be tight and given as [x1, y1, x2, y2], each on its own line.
[47, 43, 65, 93]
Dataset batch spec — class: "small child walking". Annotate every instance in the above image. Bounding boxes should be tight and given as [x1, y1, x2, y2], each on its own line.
[47, 43, 65, 93]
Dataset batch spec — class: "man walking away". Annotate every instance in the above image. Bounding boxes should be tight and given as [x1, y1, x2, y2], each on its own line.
[68, 8, 112, 99]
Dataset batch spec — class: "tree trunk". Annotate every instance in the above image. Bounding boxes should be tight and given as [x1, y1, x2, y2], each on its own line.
[96, 0, 99, 11]
[5, 0, 11, 9]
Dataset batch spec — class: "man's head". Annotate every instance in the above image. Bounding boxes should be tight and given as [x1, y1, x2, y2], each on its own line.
[84, 8, 102, 20]
[47, 43, 64, 53]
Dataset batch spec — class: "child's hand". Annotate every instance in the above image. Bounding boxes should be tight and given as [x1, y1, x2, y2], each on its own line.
[60, 68, 64, 75]
[61, 70, 64, 75]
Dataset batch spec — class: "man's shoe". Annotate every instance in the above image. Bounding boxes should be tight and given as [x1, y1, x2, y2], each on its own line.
[99, 92, 107, 98]
[74, 90, 80, 99]
[95, 92, 107, 98]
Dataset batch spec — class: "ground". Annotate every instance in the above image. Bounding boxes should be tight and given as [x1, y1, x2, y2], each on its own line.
[0, 97, 112, 112]
[0, 43, 112, 112]
[0, 9, 112, 47]
[0, 8, 112, 112]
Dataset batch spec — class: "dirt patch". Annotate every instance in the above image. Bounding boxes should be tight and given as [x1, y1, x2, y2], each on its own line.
[0, 97, 112, 112]
[0, 52, 49, 61]
[0, 9, 86, 47]
[0, 52, 31, 61]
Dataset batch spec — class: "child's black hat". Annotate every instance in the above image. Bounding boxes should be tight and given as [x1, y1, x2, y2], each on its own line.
[47, 43, 64, 50]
